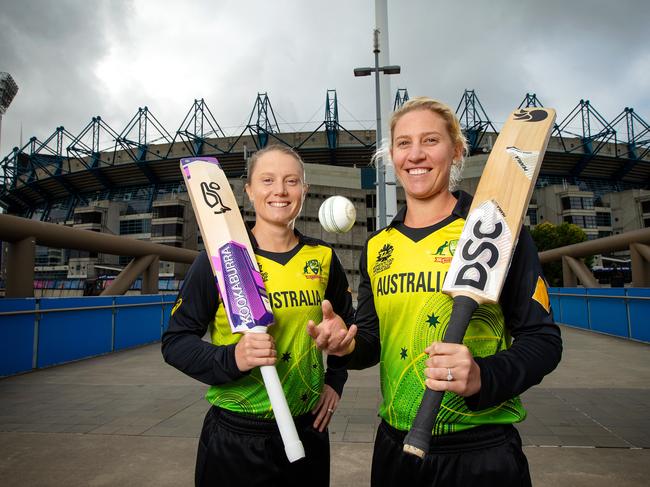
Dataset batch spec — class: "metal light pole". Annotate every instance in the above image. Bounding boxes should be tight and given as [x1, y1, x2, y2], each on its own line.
[0, 72, 19, 156]
[354, 30, 400, 229]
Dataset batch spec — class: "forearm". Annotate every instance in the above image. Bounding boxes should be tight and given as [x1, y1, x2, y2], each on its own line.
[162, 332, 245, 385]
[465, 323, 562, 410]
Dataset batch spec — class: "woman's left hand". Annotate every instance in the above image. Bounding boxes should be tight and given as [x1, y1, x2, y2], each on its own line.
[312, 384, 340, 432]
[423, 342, 482, 397]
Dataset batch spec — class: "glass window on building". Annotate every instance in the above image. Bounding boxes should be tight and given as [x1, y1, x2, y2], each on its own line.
[596, 212, 612, 227]
[582, 197, 594, 209]
[641, 200, 650, 214]
[153, 205, 184, 219]
[74, 212, 102, 224]
[644, 218, 650, 228]
[584, 215, 597, 228]
[152, 223, 184, 237]
[120, 219, 151, 235]
[527, 208, 538, 226]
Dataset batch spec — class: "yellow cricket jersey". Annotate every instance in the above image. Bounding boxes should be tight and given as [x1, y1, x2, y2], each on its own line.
[365, 218, 527, 434]
[205, 239, 349, 418]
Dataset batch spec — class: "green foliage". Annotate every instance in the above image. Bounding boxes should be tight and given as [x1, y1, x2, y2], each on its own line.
[531, 222, 592, 286]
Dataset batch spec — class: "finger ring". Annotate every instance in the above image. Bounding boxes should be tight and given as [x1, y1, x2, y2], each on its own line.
[327, 408, 334, 413]
[446, 368, 453, 381]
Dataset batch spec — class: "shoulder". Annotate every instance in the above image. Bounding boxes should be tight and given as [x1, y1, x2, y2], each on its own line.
[299, 233, 332, 249]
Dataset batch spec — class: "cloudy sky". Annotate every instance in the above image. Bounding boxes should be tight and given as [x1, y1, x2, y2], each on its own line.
[1, 0, 648, 156]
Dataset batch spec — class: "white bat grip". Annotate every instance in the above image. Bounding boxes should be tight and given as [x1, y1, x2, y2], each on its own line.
[260, 365, 305, 462]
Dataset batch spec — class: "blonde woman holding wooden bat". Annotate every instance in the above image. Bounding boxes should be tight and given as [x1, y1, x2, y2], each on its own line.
[309, 98, 562, 486]
[163, 145, 354, 486]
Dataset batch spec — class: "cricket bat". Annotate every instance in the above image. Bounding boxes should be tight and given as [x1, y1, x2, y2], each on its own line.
[180, 157, 305, 463]
[403, 107, 556, 458]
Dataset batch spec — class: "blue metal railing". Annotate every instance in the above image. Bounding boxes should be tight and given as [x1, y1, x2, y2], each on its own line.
[549, 287, 650, 343]
[0, 294, 177, 377]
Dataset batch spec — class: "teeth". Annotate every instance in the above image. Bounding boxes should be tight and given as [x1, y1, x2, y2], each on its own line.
[408, 168, 430, 175]
[269, 202, 289, 207]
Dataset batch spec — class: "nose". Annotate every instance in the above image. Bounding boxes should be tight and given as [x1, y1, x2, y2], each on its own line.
[272, 180, 288, 195]
[407, 142, 426, 162]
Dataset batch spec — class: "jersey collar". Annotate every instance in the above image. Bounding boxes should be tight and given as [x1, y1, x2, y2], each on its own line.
[389, 190, 473, 228]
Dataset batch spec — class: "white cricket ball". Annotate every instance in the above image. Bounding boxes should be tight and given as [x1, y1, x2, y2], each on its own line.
[318, 196, 356, 234]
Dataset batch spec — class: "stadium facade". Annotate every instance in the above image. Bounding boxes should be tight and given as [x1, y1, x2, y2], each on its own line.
[1, 90, 649, 296]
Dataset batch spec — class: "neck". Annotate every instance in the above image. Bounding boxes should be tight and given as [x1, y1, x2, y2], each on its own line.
[404, 191, 457, 228]
[251, 221, 299, 252]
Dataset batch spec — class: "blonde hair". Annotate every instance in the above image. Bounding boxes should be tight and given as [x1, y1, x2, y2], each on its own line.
[246, 144, 306, 184]
[383, 96, 469, 191]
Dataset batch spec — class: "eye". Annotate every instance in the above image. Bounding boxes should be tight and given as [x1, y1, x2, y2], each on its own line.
[286, 178, 299, 186]
[424, 136, 438, 144]
[396, 139, 410, 148]
[262, 177, 273, 185]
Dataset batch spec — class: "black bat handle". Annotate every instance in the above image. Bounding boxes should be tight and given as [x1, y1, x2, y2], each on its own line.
[403, 295, 479, 458]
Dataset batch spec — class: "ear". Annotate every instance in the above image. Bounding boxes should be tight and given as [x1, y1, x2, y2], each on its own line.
[453, 142, 463, 163]
[244, 183, 253, 202]
[302, 183, 310, 200]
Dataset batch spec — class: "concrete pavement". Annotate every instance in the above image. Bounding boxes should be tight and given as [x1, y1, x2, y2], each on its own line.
[0, 326, 648, 486]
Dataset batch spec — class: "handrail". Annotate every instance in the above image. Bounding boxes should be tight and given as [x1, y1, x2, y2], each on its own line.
[548, 291, 650, 300]
[539, 227, 650, 263]
[538, 227, 650, 287]
[0, 213, 198, 261]
[0, 299, 177, 317]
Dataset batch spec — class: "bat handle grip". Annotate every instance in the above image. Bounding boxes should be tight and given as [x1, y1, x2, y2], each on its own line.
[403, 295, 479, 458]
[260, 365, 306, 462]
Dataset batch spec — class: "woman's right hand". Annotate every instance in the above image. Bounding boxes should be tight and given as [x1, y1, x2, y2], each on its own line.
[235, 333, 277, 372]
[307, 300, 357, 356]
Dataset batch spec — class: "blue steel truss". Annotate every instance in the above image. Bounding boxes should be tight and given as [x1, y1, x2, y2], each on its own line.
[2, 89, 650, 213]
[551, 100, 617, 177]
[518, 93, 544, 108]
[610, 108, 650, 179]
[455, 90, 498, 155]
[115, 106, 173, 183]
[172, 99, 225, 156]
[394, 88, 409, 110]
[325, 89, 339, 149]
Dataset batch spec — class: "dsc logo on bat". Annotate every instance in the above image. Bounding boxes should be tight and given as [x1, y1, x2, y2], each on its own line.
[443, 200, 513, 301]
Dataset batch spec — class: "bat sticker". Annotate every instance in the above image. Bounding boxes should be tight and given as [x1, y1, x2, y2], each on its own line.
[201, 181, 231, 214]
[443, 200, 513, 301]
[506, 146, 540, 180]
[513, 108, 549, 122]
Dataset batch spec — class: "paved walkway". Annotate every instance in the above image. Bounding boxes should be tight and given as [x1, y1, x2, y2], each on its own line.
[0, 326, 648, 486]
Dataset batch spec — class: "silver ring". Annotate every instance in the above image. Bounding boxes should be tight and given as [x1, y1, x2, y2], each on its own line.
[446, 368, 453, 381]
[327, 408, 334, 413]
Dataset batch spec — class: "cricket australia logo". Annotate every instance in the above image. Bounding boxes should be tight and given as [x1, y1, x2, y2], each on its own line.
[373, 243, 394, 274]
[201, 181, 231, 214]
[432, 239, 458, 264]
[513, 108, 549, 122]
[258, 263, 268, 282]
[303, 259, 323, 281]
[443, 200, 512, 302]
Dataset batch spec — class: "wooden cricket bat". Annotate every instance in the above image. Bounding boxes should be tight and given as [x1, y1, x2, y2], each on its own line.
[180, 157, 305, 463]
[403, 107, 556, 458]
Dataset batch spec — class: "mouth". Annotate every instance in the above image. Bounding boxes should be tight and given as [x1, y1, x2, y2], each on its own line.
[268, 201, 290, 208]
[406, 168, 431, 175]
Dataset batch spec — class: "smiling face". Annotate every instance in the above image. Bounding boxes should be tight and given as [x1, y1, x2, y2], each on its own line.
[390, 108, 463, 203]
[245, 149, 307, 229]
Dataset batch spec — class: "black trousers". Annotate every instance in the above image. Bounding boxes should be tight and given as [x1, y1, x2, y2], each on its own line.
[371, 421, 532, 487]
[195, 406, 330, 487]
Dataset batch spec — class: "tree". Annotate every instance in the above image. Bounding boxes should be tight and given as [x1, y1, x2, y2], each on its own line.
[530, 222, 591, 286]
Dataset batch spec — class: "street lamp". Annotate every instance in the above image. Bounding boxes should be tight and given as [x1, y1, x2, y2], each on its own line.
[354, 29, 400, 229]
[0, 72, 19, 155]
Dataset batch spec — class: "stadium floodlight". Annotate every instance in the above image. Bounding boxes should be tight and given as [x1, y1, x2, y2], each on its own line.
[353, 30, 400, 229]
[0, 72, 18, 115]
